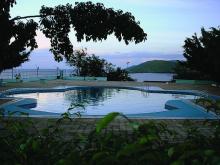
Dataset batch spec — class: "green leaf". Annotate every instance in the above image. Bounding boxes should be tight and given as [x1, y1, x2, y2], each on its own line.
[96, 112, 120, 134]
[216, 100, 220, 108]
[168, 147, 175, 157]
[60, 112, 72, 121]
[55, 159, 66, 165]
[204, 149, 215, 156]
[32, 140, 39, 151]
[130, 122, 140, 130]
[92, 152, 108, 161]
[19, 144, 26, 151]
[117, 143, 140, 158]
[139, 137, 148, 144]
[171, 160, 184, 165]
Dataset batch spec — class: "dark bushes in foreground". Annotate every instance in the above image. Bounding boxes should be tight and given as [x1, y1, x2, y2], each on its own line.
[0, 111, 220, 165]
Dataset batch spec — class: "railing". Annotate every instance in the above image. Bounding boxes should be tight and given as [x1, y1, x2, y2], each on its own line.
[0, 68, 107, 82]
[0, 68, 74, 80]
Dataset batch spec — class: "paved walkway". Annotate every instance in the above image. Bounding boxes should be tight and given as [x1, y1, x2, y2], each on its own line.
[1, 80, 220, 96]
[24, 117, 216, 142]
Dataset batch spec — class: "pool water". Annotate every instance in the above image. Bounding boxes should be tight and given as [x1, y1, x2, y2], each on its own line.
[10, 88, 198, 116]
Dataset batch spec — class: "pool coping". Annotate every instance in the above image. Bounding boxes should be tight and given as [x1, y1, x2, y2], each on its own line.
[0, 86, 219, 119]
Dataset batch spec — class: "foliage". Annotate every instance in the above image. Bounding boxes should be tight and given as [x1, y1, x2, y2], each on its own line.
[1, 111, 220, 165]
[0, 1, 147, 72]
[86, 55, 107, 77]
[67, 48, 134, 81]
[127, 60, 177, 73]
[173, 63, 210, 80]
[39, 1, 147, 62]
[0, 0, 38, 73]
[67, 49, 107, 77]
[176, 27, 220, 82]
[107, 67, 134, 81]
[195, 97, 220, 116]
[96, 112, 120, 133]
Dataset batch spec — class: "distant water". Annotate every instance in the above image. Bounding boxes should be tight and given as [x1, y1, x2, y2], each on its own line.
[129, 73, 174, 82]
[0, 69, 174, 82]
[0, 69, 73, 79]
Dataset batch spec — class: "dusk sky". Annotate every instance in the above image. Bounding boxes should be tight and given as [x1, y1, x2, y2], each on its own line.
[11, 0, 220, 68]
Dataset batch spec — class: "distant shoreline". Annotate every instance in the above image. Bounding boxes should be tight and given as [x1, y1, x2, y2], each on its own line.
[128, 72, 175, 74]
[127, 60, 177, 73]
[129, 73, 174, 82]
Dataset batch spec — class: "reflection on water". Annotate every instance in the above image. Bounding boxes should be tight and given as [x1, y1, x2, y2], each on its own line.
[10, 88, 197, 115]
[64, 88, 146, 109]
[64, 88, 114, 107]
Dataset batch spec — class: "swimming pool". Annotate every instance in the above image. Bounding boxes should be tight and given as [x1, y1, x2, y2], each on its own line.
[1, 86, 218, 119]
[10, 88, 197, 115]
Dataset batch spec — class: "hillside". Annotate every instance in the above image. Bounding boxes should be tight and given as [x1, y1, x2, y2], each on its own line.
[127, 60, 177, 73]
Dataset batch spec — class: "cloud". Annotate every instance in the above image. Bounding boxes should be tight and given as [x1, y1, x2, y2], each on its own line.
[19, 49, 183, 69]
[95, 51, 183, 68]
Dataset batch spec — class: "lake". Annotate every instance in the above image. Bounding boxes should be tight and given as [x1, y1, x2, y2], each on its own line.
[0, 69, 73, 79]
[0, 69, 174, 82]
[129, 73, 174, 82]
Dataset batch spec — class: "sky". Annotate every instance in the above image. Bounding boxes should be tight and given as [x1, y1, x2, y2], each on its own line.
[11, 0, 220, 68]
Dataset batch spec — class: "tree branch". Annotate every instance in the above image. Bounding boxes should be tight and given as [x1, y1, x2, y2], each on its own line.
[11, 15, 48, 21]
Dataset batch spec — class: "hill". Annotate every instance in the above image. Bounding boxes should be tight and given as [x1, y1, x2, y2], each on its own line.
[127, 60, 177, 73]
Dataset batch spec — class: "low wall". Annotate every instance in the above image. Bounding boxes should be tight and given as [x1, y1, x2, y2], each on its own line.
[63, 76, 107, 81]
[1, 76, 107, 83]
[175, 79, 215, 85]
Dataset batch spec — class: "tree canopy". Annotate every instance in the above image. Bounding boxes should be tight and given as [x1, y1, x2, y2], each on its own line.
[0, 0, 147, 73]
[0, 0, 38, 73]
[176, 27, 220, 82]
[67, 49, 108, 77]
[67, 48, 133, 81]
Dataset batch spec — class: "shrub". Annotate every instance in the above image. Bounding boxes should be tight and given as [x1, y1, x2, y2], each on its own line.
[0, 111, 220, 164]
[107, 67, 134, 81]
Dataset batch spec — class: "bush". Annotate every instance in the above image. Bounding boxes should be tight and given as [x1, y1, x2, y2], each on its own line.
[174, 62, 211, 80]
[1, 111, 220, 165]
[107, 67, 134, 81]
[176, 27, 220, 82]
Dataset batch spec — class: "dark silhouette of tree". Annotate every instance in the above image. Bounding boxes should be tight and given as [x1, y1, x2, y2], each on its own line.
[67, 49, 107, 77]
[67, 48, 133, 81]
[0, 1, 147, 73]
[107, 67, 133, 81]
[86, 55, 106, 77]
[0, 0, 38, 73]
[67, 49, 87, 76]
[176, 27, 220, 82]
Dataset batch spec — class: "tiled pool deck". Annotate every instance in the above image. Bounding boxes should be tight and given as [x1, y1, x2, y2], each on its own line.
[1, 117, 216, 142]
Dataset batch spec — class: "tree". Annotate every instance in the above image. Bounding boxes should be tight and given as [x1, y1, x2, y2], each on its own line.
[107, 67, 133, 81]
[0, 0, 38, 73]
[0, 1, 147, 73]
[86, 55, 106, 77]
[176, 27, 220, 82]
[67, 49, 87, 76]
[67, 49, 107, 77]
[67, 48, 133, 81]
